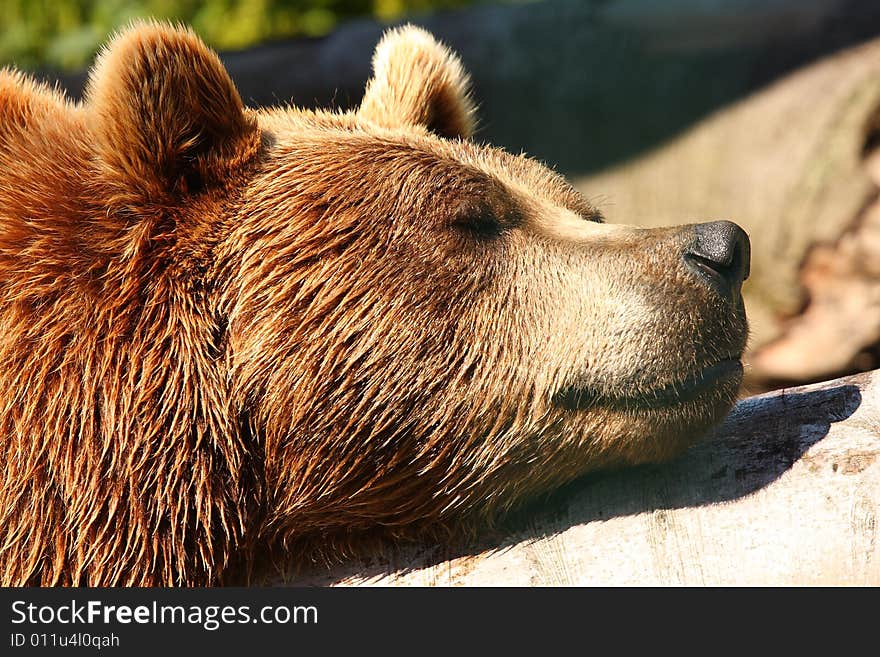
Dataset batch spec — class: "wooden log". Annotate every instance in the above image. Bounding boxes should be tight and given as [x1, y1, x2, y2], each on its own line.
[283, 369, 880, 585]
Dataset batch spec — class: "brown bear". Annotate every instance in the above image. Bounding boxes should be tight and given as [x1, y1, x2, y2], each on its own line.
[0, 22, 749, 586]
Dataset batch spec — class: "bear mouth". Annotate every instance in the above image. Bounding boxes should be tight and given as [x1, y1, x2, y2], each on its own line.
[554, 358, 743, 411]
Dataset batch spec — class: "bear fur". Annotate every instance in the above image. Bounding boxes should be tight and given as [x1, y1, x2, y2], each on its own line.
[0, 22, 748, 585]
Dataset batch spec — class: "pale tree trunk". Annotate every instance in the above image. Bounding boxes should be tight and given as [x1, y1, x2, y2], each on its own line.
[284, 369, 879, 586]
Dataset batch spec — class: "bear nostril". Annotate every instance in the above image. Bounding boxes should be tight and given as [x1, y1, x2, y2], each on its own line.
[684, 220, 751, 296]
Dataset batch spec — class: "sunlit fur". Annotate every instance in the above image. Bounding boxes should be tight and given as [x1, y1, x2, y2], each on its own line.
[0, 22, 747, 585]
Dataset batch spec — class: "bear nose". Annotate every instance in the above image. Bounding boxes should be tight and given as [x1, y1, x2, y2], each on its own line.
[684, 220, 750, 297]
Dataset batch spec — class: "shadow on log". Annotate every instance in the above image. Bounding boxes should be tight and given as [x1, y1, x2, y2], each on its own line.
[280, 370, 877, 585]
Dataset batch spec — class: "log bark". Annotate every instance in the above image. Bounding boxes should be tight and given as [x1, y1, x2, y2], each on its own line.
[284, 369, 880, 586]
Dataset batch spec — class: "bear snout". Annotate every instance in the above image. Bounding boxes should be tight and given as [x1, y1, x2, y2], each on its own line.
[683, 220, 751, 299]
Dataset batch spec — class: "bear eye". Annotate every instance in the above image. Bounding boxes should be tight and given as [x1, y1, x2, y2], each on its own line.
[451, 200, 517, 239]
[457, 206, 501, 238]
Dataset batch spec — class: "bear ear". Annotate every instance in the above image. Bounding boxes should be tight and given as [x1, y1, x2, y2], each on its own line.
[359, 25, 476, 139]
[85, 21, 260, 206]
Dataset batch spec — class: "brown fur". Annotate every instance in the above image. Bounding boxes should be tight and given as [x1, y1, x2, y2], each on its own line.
[0, 22, 747, 585]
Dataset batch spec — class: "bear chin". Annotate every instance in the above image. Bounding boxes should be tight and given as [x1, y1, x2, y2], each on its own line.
[540, 359, 744, 472]
[555, 358, 744, 411]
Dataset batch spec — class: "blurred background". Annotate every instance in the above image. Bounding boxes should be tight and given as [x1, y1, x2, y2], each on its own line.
[4, 0, 880, 392]
[0, 0, 487, 70]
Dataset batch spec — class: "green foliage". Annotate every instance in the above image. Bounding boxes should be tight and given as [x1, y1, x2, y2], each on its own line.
[0, 0, 483, 70]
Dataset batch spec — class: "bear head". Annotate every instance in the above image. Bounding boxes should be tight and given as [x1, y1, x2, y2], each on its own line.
[0, 22, 748, 583]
